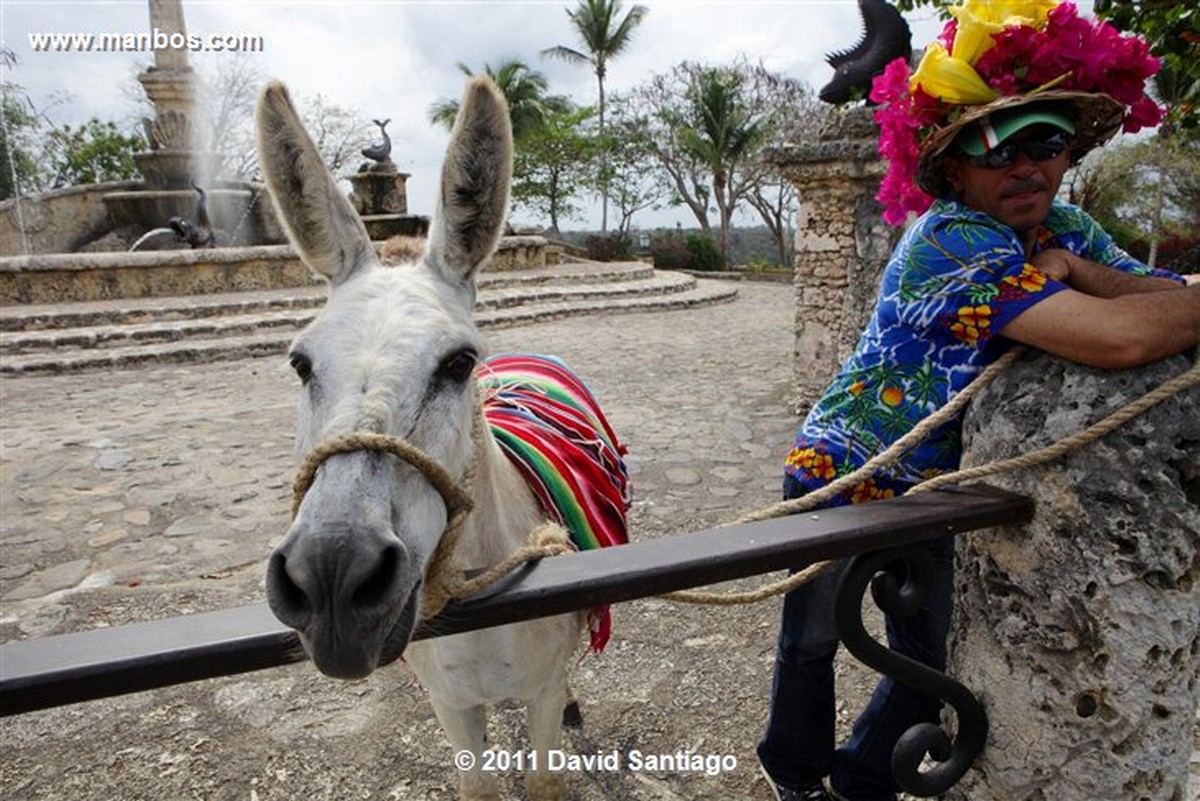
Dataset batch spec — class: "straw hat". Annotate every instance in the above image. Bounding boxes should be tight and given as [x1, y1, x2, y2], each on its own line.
[915, 90, 1126, 198]
[870, 0, 1163, 225]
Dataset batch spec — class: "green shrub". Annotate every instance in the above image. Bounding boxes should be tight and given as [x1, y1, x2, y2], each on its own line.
[586, 234, 633, 262]
[684, 233, 725, 272]
[650, 234, 691, 269]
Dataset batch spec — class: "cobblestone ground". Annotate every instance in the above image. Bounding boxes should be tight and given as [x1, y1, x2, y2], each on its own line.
[3, 281, 1195, 800]
[3, 282, 851, 801]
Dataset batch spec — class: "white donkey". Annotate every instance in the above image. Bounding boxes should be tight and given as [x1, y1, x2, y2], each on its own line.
[259, 78, 628, 801]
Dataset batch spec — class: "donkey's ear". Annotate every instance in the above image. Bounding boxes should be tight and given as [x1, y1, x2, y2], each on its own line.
[425, 77, 513, 287]
[257, 81, 373, 285]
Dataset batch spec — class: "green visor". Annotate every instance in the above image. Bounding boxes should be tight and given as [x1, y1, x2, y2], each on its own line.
[957, 106, 1076, 157]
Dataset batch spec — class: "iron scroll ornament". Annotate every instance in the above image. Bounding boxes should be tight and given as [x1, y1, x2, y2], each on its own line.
[833, 545, 988, 797]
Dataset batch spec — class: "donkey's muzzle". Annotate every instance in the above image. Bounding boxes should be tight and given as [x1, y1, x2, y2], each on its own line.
[266, 521, 418, 679]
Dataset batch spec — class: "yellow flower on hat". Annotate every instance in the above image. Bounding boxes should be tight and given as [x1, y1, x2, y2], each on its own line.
[910, 41, 1000, 105]
[948, 0, 1059, 65]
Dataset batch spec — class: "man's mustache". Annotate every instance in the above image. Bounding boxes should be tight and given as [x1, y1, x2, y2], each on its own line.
[1001, 177, 1049, 197]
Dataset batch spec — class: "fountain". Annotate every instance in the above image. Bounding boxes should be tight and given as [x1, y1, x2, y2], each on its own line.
[0, 0, 545, 304]
[101, 0, 278, 249]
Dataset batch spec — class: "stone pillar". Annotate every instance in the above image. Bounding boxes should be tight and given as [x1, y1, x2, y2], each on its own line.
[766, 106, 901, 412]
[135, 0, 220, 189]
[349, 164, 410, 216]
[948, 351, 1199, 800]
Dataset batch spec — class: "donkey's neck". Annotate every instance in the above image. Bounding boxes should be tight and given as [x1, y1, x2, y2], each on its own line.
[457, 424, 546, 569]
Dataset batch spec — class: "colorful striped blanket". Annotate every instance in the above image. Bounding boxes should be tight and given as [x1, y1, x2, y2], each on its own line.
[479, 354, 631, 652]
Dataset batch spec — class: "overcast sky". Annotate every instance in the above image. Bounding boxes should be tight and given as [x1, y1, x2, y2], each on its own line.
[5, 1, 952, 230]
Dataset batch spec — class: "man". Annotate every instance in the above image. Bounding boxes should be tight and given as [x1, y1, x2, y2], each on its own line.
[758, 6, 1199, 800]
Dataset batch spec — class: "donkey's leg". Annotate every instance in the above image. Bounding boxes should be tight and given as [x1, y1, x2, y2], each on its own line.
[428, 698, 500, 801]
[523, 672, 570, 801]
[562, 682, 583, 728]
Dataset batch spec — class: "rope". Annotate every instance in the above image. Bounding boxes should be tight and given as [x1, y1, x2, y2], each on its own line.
[289, 351, 1198, 612]
[292, 432, 473, 521]
[909, 357, 1200, 495]
[657, 348, 1025, 605]
[661, 350, 1199, 606]
[729, 347, 1026, 526]
[422, 522, 574, 618]
[290, 410, 481, 619]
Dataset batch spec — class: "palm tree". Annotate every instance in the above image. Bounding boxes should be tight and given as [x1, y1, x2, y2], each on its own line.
[676, 68, 766, 261]
[429, 59, 569, 144]
[542, 0, 648, 232]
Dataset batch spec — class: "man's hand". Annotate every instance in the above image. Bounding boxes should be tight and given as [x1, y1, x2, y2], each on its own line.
[1030, 249, 1076, 282]
[1032, 250, 1183, 297]
[1000, 282, 1200, 369]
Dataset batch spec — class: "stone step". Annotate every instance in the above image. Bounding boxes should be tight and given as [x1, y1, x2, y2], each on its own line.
[0, 271, 699, 356]
[0, 261, 656, 333]
[0, 279, 737, 375]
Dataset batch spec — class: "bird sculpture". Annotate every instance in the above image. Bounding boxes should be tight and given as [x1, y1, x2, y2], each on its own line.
[168, 183, 216, 248]
[361, 118, 393, 164]
[130, 184, 217, 250]
[818, 0, 912, 105]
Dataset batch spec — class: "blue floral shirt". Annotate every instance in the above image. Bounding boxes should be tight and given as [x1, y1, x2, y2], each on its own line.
[784, 198, 1182, 506]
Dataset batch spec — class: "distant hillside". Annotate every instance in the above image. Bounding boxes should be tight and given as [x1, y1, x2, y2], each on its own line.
[558, 226, 791, 268]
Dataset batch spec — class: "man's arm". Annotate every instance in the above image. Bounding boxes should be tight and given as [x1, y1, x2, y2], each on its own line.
[1031, 249, 1183, 297]
[1000, 283, 1200, 369]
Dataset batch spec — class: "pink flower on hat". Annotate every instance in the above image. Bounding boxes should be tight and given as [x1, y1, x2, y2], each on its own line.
[870, 0, 1165, 226]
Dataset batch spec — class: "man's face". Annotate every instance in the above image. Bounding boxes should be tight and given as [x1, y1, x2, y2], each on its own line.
[946, 124, 1071, 239]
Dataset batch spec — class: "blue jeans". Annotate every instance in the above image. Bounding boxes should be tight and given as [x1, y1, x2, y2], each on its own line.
[757, 474, 954, 801]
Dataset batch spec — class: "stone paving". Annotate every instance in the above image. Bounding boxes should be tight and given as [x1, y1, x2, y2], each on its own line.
[3, 281, 1195, 800]
[0, 281, 827, 801]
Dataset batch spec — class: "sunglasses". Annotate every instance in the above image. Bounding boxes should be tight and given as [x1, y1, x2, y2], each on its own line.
[959, 131, 1070, 169]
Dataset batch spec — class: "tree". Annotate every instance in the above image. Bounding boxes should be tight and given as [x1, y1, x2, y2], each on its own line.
[44, 119, 143, 186]
[615, 59, 817, 263]
[1070, 133, 1200, 267]
[194, 53, 262, 179]
[511, 104, 599, 235]
[1, 70, 41, 199]
[1, 47, 71, 199]
[542, 0, 648, 232]
[601, 105, 665, 237]
[675, 67, 767, 260]
[429, 59, 570, 145]
[1087, 2, 1198, 266]
[1, 62, 141, 194]
[1093, 1, 1198, 133]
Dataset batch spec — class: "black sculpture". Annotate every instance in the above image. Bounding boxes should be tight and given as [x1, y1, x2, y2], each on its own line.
[361, 118, 393, 164]
[129, 183, 217, 250]
[819, 0, 912, 105]
[167, 183, 216, 248]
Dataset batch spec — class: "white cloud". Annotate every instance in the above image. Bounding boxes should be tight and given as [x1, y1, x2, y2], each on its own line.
[3, 0, 947, 229]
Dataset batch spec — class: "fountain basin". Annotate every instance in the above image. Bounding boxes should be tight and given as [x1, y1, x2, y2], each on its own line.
[103, 186, 279, 246]
[0, 236, 553, 305]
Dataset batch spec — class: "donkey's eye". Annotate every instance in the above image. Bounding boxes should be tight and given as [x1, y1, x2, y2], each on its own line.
[290, 352, 313, 384]
[438, 349, 477, 384]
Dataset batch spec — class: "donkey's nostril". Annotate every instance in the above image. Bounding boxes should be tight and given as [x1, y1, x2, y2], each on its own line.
[267, 551, 312, 626]
[353, 543, 401, 609]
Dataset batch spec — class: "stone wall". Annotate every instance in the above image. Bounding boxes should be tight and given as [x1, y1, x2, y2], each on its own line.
[489, 235, 557, 270]
[948, 351, 1200, 800]
[767, 107, 901, 412]
[0, 236, 556, 304]
[0, 246, 320, 305]
[0, 181, 287, 256]
[1, 182, 141, 256]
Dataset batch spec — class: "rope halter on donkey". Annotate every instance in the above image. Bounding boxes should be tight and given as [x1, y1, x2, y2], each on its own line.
[290, 405, 572, 620]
